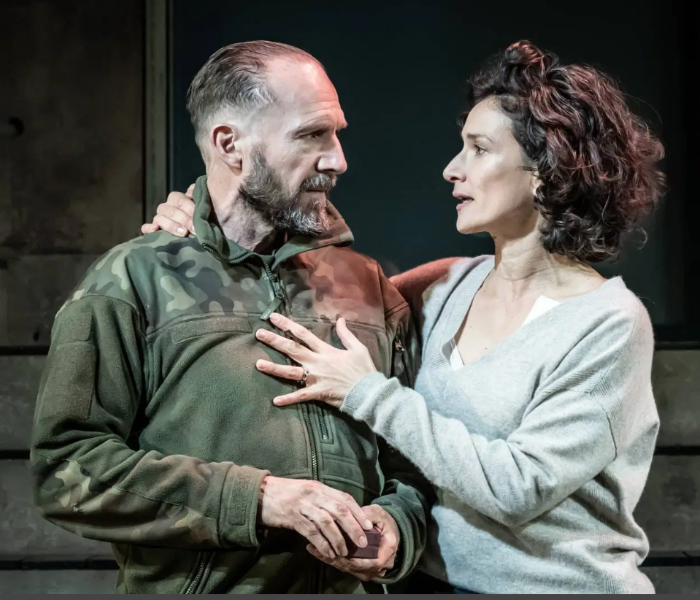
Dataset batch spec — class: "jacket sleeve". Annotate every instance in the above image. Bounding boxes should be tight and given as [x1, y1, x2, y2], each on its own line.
[370, 273, 435, 584]
[389, 257, 464, 337]
[31, 295, 269, 550]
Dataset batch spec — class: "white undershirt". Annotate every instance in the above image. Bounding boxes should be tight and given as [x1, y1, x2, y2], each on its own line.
[449, 295, 561, 369]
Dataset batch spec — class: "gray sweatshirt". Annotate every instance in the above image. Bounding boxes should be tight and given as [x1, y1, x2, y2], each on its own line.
[343, 256, 659, 594]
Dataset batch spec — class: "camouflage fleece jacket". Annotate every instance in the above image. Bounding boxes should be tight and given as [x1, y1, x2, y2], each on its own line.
[30, 176, 432, 594]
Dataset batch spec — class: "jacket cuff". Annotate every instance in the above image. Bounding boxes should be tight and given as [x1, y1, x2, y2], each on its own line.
[219, 464, 270, 548]
[369, 501, 416, 584]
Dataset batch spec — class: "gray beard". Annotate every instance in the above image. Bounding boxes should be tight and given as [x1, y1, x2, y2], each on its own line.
[239, 150, 335, 237]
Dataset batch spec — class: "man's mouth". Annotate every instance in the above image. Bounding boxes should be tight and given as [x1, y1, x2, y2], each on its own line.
[302, 174, 336, 194]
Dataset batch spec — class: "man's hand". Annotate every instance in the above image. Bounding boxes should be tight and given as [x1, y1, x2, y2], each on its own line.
[141, 184, 197, 237]
[306, 504, 400, 582]
[259, 476, 374, 560]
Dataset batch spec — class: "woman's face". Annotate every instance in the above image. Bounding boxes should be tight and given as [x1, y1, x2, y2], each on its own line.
[443, 97, 539, 238]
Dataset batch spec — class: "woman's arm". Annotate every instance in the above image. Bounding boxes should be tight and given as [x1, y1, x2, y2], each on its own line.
[343, 374, 616, 527]
[341, 307, 653, 528]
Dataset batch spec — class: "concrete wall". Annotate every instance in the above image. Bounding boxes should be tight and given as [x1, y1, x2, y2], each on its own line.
[0, 0, 144, 348]
[0, 0, 143, 592]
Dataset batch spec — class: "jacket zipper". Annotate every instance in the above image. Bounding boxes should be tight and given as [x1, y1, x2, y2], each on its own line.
[302, 404, 319, 480]
[260, 265, 286, 320]
[260, 263, 320, 479]
[185, 551, 213, 594]
[317, 409, 330, 442]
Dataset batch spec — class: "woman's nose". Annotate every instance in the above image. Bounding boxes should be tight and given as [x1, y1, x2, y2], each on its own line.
[443, 156, 465, 183]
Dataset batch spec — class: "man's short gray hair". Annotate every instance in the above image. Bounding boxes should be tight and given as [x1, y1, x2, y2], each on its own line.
[186, 40, 321, 147]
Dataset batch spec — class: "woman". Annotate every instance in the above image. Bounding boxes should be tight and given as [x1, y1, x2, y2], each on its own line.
[147, 42, 665, 593]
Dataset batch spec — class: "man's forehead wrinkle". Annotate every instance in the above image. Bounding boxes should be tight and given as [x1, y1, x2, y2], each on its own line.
[268, 92, 345, 131]
[264, 102, 341, 127]
[299, 103, 344, 120]
[272, 83, 339, 110]
[288, 107, 347, 136]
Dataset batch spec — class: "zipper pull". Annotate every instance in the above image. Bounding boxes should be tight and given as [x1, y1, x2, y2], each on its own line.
[260, 296, 283, 321]
[263, 268, 286, 299]
[393, 335, 414, 387]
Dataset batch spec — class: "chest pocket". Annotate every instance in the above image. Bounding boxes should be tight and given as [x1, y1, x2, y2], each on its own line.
[159, 315, 255, 395]
[169, 316, 252, 343]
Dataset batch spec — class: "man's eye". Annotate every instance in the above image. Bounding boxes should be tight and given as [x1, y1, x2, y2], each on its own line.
[474, 145, 486, 155]
[305, 131, 325, 139]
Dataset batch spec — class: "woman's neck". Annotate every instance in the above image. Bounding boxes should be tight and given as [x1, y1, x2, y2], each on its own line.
[488, 228, 601, 302]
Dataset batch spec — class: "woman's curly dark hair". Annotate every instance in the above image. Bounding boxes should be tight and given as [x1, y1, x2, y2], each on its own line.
[465, 41, 666, 263]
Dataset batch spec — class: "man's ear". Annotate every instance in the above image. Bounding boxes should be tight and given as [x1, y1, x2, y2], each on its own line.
[210, 124, 243, 170]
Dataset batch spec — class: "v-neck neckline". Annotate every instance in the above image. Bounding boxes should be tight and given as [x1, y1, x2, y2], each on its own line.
[441, 257, 618, 369]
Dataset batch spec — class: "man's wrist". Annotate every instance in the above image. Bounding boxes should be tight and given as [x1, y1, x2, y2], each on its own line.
[255, 475, 270, 541]
[257, 476, 269, 523]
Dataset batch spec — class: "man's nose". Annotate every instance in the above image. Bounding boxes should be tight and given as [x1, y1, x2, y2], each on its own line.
[317, 137, 348, 175]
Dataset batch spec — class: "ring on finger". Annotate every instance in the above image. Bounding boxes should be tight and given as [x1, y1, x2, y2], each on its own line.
[300, 368, 310, 386]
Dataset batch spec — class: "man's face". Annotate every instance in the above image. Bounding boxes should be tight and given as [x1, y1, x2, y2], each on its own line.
[241, 58, 348, 237]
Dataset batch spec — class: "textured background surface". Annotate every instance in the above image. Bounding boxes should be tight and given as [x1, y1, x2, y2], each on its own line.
[0, 0, 697, 593]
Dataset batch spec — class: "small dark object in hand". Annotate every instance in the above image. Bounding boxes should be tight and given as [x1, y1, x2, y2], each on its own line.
[344, 526, 381, 559]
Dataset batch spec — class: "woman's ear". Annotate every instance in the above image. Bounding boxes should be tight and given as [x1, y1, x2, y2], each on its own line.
[530, 170, 543, 198]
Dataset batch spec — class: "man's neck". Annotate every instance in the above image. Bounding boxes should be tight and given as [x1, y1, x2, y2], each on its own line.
[206, 172, 285, 254]
[216, 195, 284, 254]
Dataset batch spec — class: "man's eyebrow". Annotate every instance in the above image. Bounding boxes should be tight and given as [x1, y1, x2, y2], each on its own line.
[294, 119, 348, 134]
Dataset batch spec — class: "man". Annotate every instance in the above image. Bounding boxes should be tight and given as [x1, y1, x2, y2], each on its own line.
[31, 41, 432, 594]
